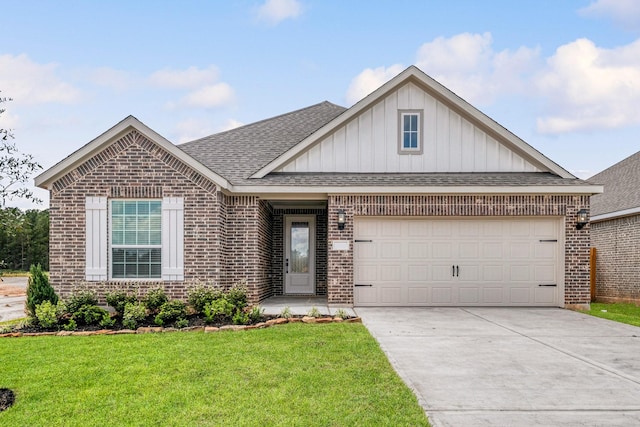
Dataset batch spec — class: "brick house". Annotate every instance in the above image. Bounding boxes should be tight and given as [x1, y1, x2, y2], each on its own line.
[35, 66, 601, 309]
[589, 150, 640, 304]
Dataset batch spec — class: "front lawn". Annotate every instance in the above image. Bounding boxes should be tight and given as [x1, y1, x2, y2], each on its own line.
[587, 302, 640, 327]
[0, 323, 430, 426]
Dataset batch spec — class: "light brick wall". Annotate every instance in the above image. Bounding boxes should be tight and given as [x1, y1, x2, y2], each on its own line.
[49, 130, 225, 301]
[327, 194, 591, 307]
[591, 214, 640, 303]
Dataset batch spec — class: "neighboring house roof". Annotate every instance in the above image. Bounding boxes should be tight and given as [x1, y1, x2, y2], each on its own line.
[179, 101, 346, 185]
[588, 150, 640, 221]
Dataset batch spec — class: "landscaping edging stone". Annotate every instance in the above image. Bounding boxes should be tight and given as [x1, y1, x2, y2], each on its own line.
[0, 316, 361, 338]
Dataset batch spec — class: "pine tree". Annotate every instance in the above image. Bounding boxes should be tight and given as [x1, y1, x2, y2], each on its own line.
[25, 264, 58, 317]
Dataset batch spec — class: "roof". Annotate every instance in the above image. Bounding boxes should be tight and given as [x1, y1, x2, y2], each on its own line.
[178, 101, 346, 185]
[589, 150, 640, 220]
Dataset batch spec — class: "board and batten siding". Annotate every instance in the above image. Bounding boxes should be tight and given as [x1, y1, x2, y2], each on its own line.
[278, 82, 540, 173]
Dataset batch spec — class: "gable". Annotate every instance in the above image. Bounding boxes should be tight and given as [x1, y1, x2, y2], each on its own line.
[589, 150, 640, 219]
[276, 81, 541, 174]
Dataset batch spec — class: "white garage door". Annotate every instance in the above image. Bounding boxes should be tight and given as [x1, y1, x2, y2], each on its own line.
[354, 217, 562, 307]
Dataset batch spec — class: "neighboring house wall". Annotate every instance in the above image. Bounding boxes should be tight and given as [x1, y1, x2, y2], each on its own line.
[49, 130, 225, 300]
[271, 208, 328, 296]
[327, 194, 591, 307]
[591, 215, 640, 303]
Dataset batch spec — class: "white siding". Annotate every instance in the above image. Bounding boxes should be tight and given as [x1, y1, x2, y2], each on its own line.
[279, 82, 540, 173]
[85, 196, 107, 281]
[162, 197, 184, 281]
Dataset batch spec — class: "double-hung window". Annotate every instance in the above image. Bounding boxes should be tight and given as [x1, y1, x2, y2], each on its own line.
[85, 196, 184, 282]
[111, 200, 162, 279]
[398, 110, 423, 154]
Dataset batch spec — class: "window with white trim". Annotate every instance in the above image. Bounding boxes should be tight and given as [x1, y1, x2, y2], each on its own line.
[111, 200, 162, 279]
[85, 196, 184, 282]
[398, 110, 423, 154]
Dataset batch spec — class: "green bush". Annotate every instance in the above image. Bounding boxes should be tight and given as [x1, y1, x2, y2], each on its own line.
[99, 313, 116, 328]
[74, 304, 109, 326]
[175, 318, 189, 329]
[26, 264, 58, 317]
[225, 284, 247, 310]
[122, 302, 147, 330]
[65, 290, 98, 316]
[154, 300, 188, 326]
[35, 301, 66, 328]
[105, 291, 137, 316]
[187, 284, 221, 314]
[248, 305, 264, 323]
[63, 319, 77, 331]
[143, 288, 168, 312]
[203, 298, 235, 324]
[232, 310, 249, 325]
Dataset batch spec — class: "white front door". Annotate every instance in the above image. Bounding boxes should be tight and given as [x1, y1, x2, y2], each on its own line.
[285, 215, 315, 294]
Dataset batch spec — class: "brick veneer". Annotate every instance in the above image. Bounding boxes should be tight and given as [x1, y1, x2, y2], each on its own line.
[327, 194, 591, 307]
[271, 208, 328, 296]
[591, 214, 640, 303]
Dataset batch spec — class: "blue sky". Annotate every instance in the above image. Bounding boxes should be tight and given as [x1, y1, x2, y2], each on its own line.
[1, 0, 639, 209]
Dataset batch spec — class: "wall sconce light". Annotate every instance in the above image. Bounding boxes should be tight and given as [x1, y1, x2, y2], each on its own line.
[337, 209, 346, 230]
[576, 209, 588, 230]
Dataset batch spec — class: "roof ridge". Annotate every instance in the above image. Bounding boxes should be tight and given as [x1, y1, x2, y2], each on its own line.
[179, 101, 345, 146]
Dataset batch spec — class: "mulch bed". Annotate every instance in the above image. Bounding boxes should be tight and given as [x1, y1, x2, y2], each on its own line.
[0, 388, 15, 412]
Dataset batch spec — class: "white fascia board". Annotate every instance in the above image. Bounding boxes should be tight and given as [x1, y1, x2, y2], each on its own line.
[591, 206, 640, 222]
[232, 184, 603, 196]
[251, 65, 575, 179]
[35, 116, 230, 191]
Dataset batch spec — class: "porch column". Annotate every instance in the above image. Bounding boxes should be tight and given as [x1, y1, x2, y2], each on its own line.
[327, 195, 354, 305]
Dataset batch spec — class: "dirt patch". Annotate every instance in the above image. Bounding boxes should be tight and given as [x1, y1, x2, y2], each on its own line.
[0, 284, 26, 297]
[0, 388, 15, 412]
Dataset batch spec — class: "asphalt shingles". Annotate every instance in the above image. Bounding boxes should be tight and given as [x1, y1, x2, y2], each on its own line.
[588, 150, 640, 216]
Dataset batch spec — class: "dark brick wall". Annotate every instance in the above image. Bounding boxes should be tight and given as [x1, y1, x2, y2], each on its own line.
[591, 214, 640, 303]
[327, 194, 591, 307]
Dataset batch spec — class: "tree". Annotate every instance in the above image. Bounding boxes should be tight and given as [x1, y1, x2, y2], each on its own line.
[0, 94, 42, 207]
[26, 263, 58, 317]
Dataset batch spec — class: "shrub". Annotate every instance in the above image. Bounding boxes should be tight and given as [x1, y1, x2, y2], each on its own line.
[308, 307, 321, 318]
[74, 304, 109, 326]
[334, 308, 349, 320]
[143, 288, 168, 312]
[65, 290, 98, 316]
[154, 300, 188, 326]
[248, 305, 264, 323]
[175, 318, 189, 329]
[35, 301, 66, 328]
[232, 310, 249, 325]
[122, 302, 147, 330]
[63, 319, 77, 331]
[26, 264, 58, 317]
[225, 284, 247, 311]
[280, 306, 292, 319]
[187, 284, 221, 314]
[105, 291, 137, 316]
[99, 313, 116, 328]
[203, 298, 235, 324]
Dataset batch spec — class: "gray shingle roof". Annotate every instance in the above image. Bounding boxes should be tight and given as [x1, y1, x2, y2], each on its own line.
[588, 150, 640, 216]
[178, 101, 346, 184]
[255, 172, 590, 187]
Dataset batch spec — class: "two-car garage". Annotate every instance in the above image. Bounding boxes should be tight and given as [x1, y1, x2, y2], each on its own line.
[353, 217, 563, 307]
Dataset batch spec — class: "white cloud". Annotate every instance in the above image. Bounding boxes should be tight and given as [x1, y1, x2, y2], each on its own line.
[535, 38, 640, 133]
[580, 0, 640, 30]
[218, 118, 244, 132]
[0, 54, 81, 105]
[256, 0, 302, 25]
[0, 109, 19, 131]
[346, 64, 405, 105]
[149, 65, 220, 89]
[179, 83, 235, 109]
[415, 32, 540, 105]
[174, 117, 244, 143]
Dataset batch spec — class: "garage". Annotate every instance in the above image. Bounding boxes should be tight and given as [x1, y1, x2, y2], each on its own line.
[354, 217, 563, 307]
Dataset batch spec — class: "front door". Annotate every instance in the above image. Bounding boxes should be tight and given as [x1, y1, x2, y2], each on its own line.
[285, 215, 315, 294]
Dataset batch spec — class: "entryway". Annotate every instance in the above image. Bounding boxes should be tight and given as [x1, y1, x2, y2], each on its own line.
[284, 215, 315, 294]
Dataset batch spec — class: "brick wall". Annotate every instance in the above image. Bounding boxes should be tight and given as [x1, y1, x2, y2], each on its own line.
[271, 208, 327, 296]
[49, 130, 225, 301]
[591, 214, 640, 303]
[327, 194, 591, 307]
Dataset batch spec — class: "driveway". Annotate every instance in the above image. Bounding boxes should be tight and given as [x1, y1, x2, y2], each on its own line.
[0, 276, 27, 322]
[357, 307, 640, 427]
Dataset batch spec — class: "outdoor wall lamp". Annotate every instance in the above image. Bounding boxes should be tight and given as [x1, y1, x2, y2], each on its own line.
[337, 209, 346, 230]
[576, 209, 588, 230]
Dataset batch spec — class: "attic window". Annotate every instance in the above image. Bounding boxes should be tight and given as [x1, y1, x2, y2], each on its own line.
[398, 110, 423, 154]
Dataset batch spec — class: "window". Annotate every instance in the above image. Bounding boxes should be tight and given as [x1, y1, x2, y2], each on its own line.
[398, 110, 423, 154]
[111, 200, 162, 279]
[85, 196, 184, 282]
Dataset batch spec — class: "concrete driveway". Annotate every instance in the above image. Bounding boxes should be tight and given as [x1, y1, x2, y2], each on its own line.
[357, 307, 640, 427]
[0, 276, 27, 322]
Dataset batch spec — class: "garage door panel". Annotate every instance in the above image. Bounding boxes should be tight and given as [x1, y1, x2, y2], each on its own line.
[354, 218, 561, 307]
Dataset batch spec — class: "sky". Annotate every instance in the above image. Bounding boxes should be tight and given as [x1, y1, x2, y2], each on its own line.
[1, 0, 639, 210]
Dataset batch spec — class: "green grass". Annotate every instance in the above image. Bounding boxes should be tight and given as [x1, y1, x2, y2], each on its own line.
[0, 323, 430, 426]
[587, 302, 640, 327]
[0, 270, 30, 277]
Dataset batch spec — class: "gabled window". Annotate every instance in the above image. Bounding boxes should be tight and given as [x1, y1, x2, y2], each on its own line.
[398, 110, 423, 154]
[85, 196, 184, 282]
